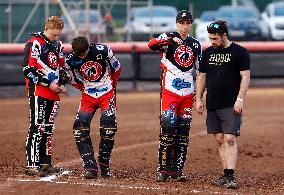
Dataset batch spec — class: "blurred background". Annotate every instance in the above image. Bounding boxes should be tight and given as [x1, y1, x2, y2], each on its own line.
[0, 0, 284, 97]
[0, 0, 284, 43]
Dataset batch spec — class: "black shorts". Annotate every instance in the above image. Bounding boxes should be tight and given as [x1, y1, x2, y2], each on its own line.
[206, 108, 242, 136]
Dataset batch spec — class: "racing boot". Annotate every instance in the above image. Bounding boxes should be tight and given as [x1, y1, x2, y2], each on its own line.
[25, 167, 47, 177]
[41, 164, 61, 174]
[98, 127, 116, 178]
[157, 133, 175, 182]
[156, 172, 171, 182]
[171, 171, 187, 182]
[100, 164, 112, 178]
[83, 168, 98, 179]
[171, 135, 189, 182]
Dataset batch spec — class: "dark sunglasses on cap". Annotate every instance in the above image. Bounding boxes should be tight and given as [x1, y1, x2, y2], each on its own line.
[207, 21, 227, 34]
[207, 23, 220, 30]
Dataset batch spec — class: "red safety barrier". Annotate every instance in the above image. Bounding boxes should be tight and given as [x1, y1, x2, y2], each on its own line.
[0, 42, 134, 54]
[0, 44, 25, 54]
[1, 42, 284, 54]
[134, 42, 152, 52]
[63, 42, 134, 53]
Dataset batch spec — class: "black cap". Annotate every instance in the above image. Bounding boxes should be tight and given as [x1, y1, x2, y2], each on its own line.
[176, 10, 193, 23]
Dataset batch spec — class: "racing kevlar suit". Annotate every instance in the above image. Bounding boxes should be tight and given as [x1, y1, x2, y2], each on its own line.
[23, 32, 65, 168]
[148, 32, 202, 175]
[65, 43, 121, 173]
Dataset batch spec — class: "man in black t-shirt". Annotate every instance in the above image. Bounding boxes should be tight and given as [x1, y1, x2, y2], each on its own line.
[195, 20, 250, 189]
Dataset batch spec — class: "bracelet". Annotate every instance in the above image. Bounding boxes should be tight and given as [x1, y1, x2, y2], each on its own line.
[237, 97, 243, 102]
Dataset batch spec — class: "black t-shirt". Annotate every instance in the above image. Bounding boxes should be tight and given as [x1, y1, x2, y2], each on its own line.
[199, 42, 250, 109]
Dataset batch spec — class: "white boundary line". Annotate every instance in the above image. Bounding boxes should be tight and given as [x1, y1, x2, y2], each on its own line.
[7, 131, 241, 195]
[7, 178, 243, 195]
[8, 178, 197, 193]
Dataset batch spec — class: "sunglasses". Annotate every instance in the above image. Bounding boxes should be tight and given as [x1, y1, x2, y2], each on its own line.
[207, 23, 220, 29]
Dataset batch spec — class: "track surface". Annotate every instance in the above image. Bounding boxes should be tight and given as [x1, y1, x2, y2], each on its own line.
[0, 88, 283, 194]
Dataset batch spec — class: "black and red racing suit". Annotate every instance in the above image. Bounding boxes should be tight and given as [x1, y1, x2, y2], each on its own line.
[65, 43, 121, 171]
[23, 32, 64, 168]
[148, 32, 202, 174]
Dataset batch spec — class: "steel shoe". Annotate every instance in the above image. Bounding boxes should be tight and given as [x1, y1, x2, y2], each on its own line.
[25, 167, 47, 177]
[41, 164, 61, 174]
[100, 165, 112, 178]
[156, 172, 170, 182]
[83, 169, 98, 179]
[171, 171, 187, 182]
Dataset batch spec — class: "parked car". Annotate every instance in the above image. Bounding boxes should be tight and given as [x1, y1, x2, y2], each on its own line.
[262, 1, 284, 40]
[124, 5, 177, 37]
[195, 11, 217, 42]
[61, 9, 105, 42]
[215, 6, 269, 41]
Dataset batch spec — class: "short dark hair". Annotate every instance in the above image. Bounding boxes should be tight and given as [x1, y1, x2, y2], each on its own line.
[207, 20, 228, 35]
[71, 36, 89, 56]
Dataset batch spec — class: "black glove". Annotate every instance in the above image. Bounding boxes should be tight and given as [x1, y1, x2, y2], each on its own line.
[59, 67, 71, 85]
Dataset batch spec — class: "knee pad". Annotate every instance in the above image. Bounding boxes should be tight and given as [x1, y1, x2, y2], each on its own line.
[160, 113, 178, 145]
[73, 115, 92, 142]
[176, 117, 192, 144]
[73, 111, 93, 130]
[160, 123, 177, 135]
[100, 111, 117, 128]
[73, 129, 90, 142]
[100, 112, 116, 140]
[161, 109, 178, 134]
[159, 133, 175, 146]
[99, 127, 116, 140]
[73, 119, 91, 130]
[178, 117, 192, 136]
[176, 135, 189, 145]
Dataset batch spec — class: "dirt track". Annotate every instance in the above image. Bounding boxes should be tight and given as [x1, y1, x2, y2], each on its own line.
[0, 87, 283, 194]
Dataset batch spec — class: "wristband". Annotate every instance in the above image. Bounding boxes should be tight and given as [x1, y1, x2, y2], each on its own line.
[237, 97, 243, 102]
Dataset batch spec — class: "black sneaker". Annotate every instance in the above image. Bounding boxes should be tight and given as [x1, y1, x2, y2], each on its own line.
[171, 172, 187, 182]
[100, 165, 112, 178]
[224, 176, 238, 189]
[211, 175, 227, 186]
[83, 169, 98, 179]
[156, 172, 170, 182]
[41, 164, 61, 174]
[25, 167, 47, 177]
